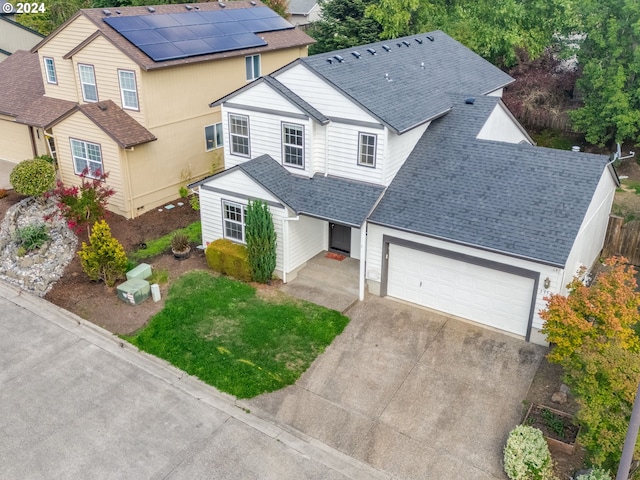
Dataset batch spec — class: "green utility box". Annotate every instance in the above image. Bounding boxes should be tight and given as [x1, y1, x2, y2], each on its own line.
[126, 263, 152, 280]
[117, 278, 151, 305]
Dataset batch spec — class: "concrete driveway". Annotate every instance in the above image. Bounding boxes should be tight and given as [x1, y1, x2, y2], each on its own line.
[246, 295, 546, 479]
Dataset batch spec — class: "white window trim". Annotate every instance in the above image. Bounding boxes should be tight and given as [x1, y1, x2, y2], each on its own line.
[205, 123, 223, 151]
[70, 138, 103, 178]
[118, 69, 139, 111]
[43, 57, 57, 84]
[281, 122, 304, 168]
[245, 54, 261, 81]
[78, 64, 98, 103]
[358, 132, 377, 168]
[229, 113, 250, 157]
[222, 200, 246, 243]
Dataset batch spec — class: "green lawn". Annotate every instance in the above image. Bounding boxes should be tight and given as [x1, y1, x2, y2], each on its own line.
[125, 271, 349, 398]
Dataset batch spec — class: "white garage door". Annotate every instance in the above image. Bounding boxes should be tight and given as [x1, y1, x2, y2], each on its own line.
[387, 244, 535, 336]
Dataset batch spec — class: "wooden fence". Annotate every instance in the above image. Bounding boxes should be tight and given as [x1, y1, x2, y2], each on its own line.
[602, 215, 640, 266]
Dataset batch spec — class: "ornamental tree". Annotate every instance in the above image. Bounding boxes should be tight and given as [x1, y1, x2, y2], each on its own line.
[78, 220, 128, 287]
[245, 200, 277, 284]
[540, 257, 640, 468]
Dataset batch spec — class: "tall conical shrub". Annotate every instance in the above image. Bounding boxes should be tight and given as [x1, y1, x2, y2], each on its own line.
[245, 200, 276, 283]
[78, 220, 128, 287]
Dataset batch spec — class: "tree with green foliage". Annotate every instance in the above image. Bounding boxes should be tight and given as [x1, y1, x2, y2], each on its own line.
[569, 0, 640, 146]
[78, 220, 128, 287]
[245, 200, 277, 283]
[307, 0, 382, 54]
[9, 157, 56, 197]
[541, 257, 640, 469]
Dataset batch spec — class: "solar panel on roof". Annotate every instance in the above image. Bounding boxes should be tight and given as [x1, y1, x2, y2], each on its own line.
[104, 7, 293, 62]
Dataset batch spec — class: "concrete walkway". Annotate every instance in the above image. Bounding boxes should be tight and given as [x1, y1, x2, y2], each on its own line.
[247, 296, 547, 479]
[0, 282, 388, 479]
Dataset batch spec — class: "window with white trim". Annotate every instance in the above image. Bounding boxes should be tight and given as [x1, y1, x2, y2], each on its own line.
[282, 123, 304, 167]
[245, 54, 260, 81]
[358, 133, 377, 167]
[70, 139, 103, 177]
[43, 57, 57, 84]
[205, 123, 223, 151]
[229, 114, 250, 156]
[118, 70, 139, 110]
[78, 64, 98, 102]
[223, 200, 246, 242]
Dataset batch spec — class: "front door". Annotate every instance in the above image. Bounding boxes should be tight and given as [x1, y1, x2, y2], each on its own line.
[329, 223, 351, 255]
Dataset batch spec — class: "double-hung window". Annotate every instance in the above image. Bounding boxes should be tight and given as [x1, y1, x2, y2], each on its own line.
[358, 133, 377, 167]
[78, 64, 98, 102]
[282, 123, 304, 168]
[223, 201, 246, 242]
[43, 57, 57, 84]
[245, 54, 260, 81]
[229, 114, 250, 156]
[118, 70, 139, 110]
[70, 139, 103, 177]
[205, 123, 223, 151]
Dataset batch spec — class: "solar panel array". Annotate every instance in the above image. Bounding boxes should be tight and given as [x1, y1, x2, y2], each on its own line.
[104, 6, 293, 62]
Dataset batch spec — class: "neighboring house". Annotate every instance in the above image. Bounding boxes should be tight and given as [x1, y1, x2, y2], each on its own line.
[192, 31, 618, 345]
[288, 0, 320, 28]
[0, 1, 313, 218]
[0, 9, 44, 61]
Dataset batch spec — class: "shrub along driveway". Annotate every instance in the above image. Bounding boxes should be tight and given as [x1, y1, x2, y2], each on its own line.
[245, 295, 546, 480]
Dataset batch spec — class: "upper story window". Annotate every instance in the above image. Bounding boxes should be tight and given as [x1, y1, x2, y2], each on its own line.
[245, 54, 261, 81]
[205, 123, 223, 151]
[229, 114, 250, 157]
[118, 70, 139, 110]
[78, 64, 98, 102]
[43, 57, 57, 84]
[282, 123, 304, 168]
[358, 133, 377, 167]
[222, 200, 246, 242]
[70, 138, 103, 178]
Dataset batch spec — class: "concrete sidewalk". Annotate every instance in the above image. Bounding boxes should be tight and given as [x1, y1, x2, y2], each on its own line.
[0, 282, 388, 479]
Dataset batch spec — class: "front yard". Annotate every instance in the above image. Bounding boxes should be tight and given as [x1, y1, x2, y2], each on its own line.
[124, 271, 349, 399]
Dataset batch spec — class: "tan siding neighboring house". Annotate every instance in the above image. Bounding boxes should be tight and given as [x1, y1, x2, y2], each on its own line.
[0, 16, 43, 61]
[0, 1, 313, 218]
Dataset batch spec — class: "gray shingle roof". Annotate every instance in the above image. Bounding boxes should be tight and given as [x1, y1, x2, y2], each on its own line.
[368, 95, 612, 267]
[296, 31, 514, 133]
[288, 0, 318, 15]
[262, 76, 329, 125]
[220, 155, 385, 226]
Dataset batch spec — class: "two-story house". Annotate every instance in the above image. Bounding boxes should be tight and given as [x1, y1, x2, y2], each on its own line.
[0, 6, 44, 62]
[0, 1, 313, 218]
[191, 31, 618, 345]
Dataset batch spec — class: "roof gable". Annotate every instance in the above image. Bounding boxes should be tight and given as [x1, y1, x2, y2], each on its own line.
[299, 31, 514, 133]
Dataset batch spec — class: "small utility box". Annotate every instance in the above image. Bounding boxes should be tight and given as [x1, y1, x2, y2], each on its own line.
[126, 263, 152, 281]
[117, 278, 151, 305]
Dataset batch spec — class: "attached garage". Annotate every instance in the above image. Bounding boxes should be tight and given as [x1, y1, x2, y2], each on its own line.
[383, 239, 539, 339]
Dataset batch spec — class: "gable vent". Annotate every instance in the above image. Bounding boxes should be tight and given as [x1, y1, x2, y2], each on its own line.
[147, 6, 155, 12]
[367, 48, 376, 55]
[185, 4, 192, 10]
[351, 51, 361, 59]
[426, 35, 434, 42]
[415, 38, 423, 44]
[382, 45, 391, 52]
[333, 55, 344, 63]
[103, 9, 111, 15]
[402, 40, 411, 47]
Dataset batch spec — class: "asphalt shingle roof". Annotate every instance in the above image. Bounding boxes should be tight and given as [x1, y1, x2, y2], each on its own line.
[212, 155, 385, 227]
[368, 95, 611, 267]
[78, 101, 156, 148]
[288, 0, 318, 15]
[297, 31, 514, 133]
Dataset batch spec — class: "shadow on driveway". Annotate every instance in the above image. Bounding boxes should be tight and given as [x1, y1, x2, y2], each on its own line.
[245, 295, 547, 480]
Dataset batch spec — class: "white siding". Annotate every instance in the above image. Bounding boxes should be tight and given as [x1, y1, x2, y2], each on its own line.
[350, 227, 361, 260]
[477, 104, 531, 144]
[287, 216, 326, 271]
[276, 64, 380, 123]
[561, 168, 617, 289]
[199, 169, 286, 274]
[487, 88, 504, 97]
[226, 82, 302, 115]
[365, 223, 561, 332]
[383, 123, 429, 185]
[325, 122, 385, 183]
[222, 106, 313, 177]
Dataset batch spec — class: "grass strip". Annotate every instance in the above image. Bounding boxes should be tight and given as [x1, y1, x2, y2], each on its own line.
[129, 221, 201, 261]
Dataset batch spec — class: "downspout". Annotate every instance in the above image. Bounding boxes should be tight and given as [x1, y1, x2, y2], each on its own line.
[282, 214, 300, 283]
[122, 148, 136, 219]
[28, 126, 37, 157]
[359, 220, 367, 301]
